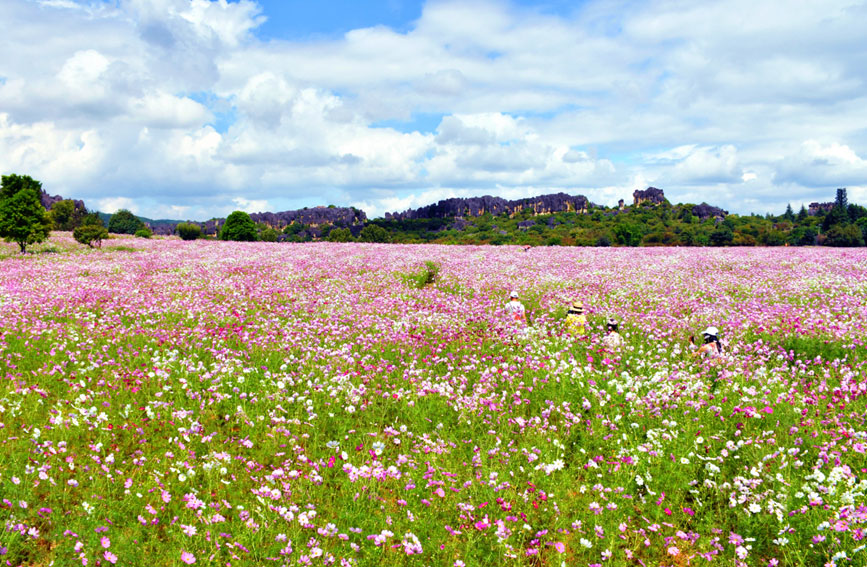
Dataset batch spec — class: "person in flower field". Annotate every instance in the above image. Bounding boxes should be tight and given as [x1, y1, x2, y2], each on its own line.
[505, 291, 527, 325]
[602, 317, 624, 350]
[565, 300, 587, 336]
[690, 326, 723, 358]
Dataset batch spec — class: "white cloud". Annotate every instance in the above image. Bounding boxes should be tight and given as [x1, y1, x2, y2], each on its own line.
[97, 196, 139, 214]
[1, 0, 866, 219]
[775, 140, 867, 187]
[231, 196, 270, 214]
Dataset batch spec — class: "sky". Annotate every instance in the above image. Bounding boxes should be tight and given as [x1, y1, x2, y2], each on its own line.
[1, 0, 866, 221]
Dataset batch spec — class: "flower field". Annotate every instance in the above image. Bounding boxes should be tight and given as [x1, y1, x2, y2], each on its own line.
[1, 236, 866, 567]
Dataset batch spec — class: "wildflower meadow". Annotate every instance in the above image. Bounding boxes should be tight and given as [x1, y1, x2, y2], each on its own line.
[1, 235, 866, 567]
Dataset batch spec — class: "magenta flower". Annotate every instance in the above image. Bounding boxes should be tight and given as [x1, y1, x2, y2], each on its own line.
[181, 551, 196, 564]
[103, 551, 117, 564]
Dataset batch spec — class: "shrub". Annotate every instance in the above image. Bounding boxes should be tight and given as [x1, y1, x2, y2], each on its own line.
[73, 224, 109, 248]
[176, 222, 202, 241]
[358, 224, 391, 243]
[135, 228, 153, 239]
[327, 227, 354, 242]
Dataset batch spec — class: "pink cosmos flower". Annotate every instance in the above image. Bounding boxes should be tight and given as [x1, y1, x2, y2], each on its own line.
[181, 551, 196, 564]
[100, 537, 110, 549]
[103, 551, 117, 564]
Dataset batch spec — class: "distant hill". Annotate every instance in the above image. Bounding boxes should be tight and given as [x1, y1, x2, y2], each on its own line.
[35, 185, 866, 247]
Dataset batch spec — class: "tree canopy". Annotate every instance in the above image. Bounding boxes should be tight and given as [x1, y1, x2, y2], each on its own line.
[220, 211, 258, 241]
[108, 209, 146, 234]
[0, 174, 51, 253]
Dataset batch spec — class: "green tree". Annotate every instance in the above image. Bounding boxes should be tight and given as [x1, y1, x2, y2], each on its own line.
[134, 227, 152, 239]
[0, 174, 52, 253]
[259, 226, 279, 242]
[108, 209, 146, 234]
[613, 223, 642, 246]
[48, 199, 87, 231]
[709, 226, 734, 246]
[835, 188, 848, 210]
[176, 222, 202, 241]
[73, 224, 109, 248]
[824, 223, 864, 247]
[358, 224, 391, 243]
[220, 211, 258, 241]
[326, 227, 354, 242]
[797, 205, 808, 221]
[782, 203, 794, 221]
[788, 226, 817, 246]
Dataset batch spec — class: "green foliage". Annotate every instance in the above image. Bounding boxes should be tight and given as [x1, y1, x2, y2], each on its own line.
[220, 211, 258, 241]
[824, 223, 865, 247]
[108, 209, 146, 235]
[709, 226, 734, 246]
[73, 224, 109, 248]
[81, 212, 104, 227]
[400, 260, 440, 289]
[176, 222, 202, 241]
[134, 227, 153, 239]
[0, 173, 52, 253]
[258, 225, 279, 242]
[326, 227, 354, 242]
[358, 224, 391, 243]
[48, 199, 87, 230]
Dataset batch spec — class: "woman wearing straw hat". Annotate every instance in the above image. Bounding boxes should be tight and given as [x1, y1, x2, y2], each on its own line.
[565, 300, 586, 336]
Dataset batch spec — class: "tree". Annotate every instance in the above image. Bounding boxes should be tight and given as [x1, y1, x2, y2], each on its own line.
[134, 228, 152, 239]
[259, 226, 279, 242]
[709, 226, 734, 246]
[108, 209, 146, 234]
[73, 224, 109, 248]
[797, 205, 808, 221]
[358, 224, 391, 243]
[835, 188, 848, 210]
[782, 203, 794, 221]
[0, 174, 51, 253]
[176, 222, 202, 241]
[220, 211, 258, 241]
[49, 199, 87, 231]
[824, 223, 864, 247]
[327, 227, 354, 242]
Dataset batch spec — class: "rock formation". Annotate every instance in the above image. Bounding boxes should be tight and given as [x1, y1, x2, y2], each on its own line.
[692, 203, 728, 221]
[633, 187, 667, 206]
[386, 192, 592, 221]
[808, 202, 834, 216]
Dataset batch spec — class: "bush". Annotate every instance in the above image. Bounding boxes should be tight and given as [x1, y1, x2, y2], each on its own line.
[220, 211, 258, 241]
[259, 226, 279, 242]
[326, 227, 354, 242]
[135, 228, 152, 239]
[73, 224, 109, 248]
[358, 224, 391, 243]
[176, 222, 202, 241]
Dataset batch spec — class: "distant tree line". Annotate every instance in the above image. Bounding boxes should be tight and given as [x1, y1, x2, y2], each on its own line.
[1, 173, 865, 250]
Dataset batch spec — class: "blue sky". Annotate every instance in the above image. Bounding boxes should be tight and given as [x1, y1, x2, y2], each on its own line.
[0, 0, 866, 220]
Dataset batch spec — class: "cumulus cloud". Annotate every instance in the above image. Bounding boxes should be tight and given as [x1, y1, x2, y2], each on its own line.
[775, 140, 867, 187]
[0, 0, 866, 218]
